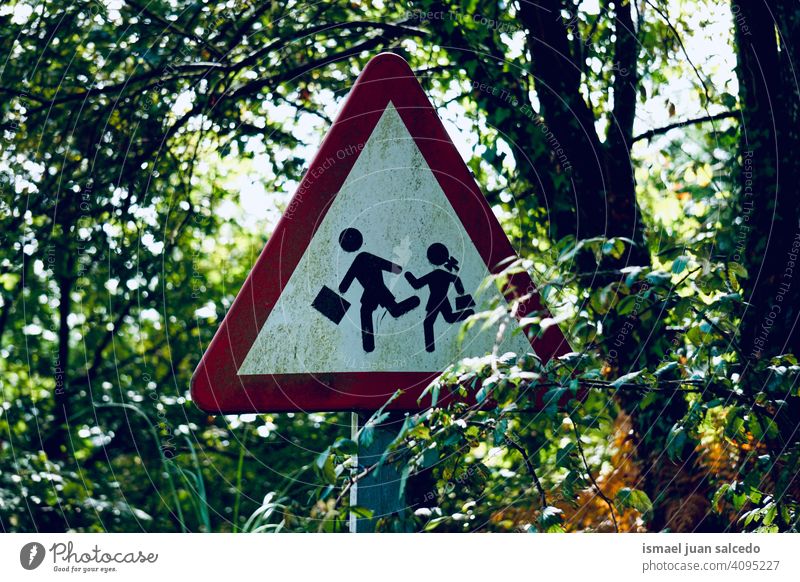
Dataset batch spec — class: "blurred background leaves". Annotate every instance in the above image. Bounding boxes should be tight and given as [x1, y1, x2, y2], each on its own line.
[1, 0, 799, 532]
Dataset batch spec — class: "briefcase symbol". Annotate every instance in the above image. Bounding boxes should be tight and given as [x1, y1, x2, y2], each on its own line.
[312, 285, 351, 324]
[454, 293, 475, 311]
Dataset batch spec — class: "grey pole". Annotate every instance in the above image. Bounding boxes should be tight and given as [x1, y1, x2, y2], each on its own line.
[349, 412, 405, 532]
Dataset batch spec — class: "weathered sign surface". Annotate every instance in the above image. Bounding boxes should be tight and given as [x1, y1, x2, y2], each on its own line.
[191, 53, 569, 413]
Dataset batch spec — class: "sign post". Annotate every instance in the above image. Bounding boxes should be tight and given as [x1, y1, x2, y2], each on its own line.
[191, 52, 570, 531]
[349, 413, 404, 533]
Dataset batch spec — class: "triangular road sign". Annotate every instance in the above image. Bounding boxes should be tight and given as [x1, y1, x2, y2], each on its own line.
[191, 53, 570, 413]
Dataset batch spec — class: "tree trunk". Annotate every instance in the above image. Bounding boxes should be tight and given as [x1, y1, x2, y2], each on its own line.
[422, 1, 571, 242]
[734, 0, 800, 367]
[42, 253, 74, 460]
[518, 0, 650, 269]
[426, 0, 650, 266]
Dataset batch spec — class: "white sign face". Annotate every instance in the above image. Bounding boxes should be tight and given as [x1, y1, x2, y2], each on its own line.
[238, 102, 531, 375]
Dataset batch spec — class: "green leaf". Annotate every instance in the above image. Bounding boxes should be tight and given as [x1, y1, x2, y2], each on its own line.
[602, 238, 626, 259]
[654, 361, 679, 377]
[332, 438, 358, 455]
[732, 485, 747, 511]
[687, 324, 714, 346]
[349, 506, 374, 519]
[398, 464, 412, 501]
[493, 419, 508, 446]
[747, 415, 763, 440]
[611, 370, 644, 388]
[645, 270, 672, 286]
[429, 383, 440, 408]
[763, 418, 780, 440]
[543, 386, 568, 406]
[359, 411, 390, 448]
[561, 469, 585, 504]
[314, 448, 337, 485]
[763, 502, 777, 526]
[558, 239, 584, 263]
[475, 380, 494, 404]
[671, 255, 690, 274]
[666, 424, 687, 461]
[713, 483, 730, 511]
[539, 506, 563, 530]
[615, 488, 653, 518]
[721, 92, 737, 108]
[728, 262, 747, 278]
[556, 443, 576, 469]
[724, 408, 745, 440]
[639, 391, 659, 410]
[615, 294, 640, 315]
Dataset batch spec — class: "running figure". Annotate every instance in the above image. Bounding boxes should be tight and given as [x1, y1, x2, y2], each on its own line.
[338, 228, 420, 352]
[404, 243, 475, 352]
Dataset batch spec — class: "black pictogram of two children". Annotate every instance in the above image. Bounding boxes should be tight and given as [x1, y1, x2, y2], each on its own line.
[312, 228, 475, 353]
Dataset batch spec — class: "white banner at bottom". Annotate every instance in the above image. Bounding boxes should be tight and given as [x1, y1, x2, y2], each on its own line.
[1, 533, 797, 581]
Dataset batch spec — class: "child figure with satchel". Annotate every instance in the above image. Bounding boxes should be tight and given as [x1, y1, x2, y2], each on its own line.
[404, 242, 475, 352]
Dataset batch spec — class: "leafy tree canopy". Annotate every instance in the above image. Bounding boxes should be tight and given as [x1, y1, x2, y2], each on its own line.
[1, 0, 798, 533]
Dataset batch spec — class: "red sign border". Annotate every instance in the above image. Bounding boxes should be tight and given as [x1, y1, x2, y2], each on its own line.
[191, 53, 571, 413]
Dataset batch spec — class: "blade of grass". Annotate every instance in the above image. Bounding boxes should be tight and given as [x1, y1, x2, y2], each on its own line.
[92, 402, 187, 532]
[232, 428, 250, 533]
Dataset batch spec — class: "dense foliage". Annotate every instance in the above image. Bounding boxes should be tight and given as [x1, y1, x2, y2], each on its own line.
[1, 0, 798, 532]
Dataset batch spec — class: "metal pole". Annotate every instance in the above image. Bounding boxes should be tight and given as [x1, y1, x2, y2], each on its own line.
[349, 412, 405, 532]
[349, 412, 359, 533]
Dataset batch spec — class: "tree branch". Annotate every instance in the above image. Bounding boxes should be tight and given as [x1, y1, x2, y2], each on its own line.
[504, 433, 548, 509]
[232, 20, 425, 73]
[83, 300, 135, 385]
[642, 0, 712, 105]
[227, 34, 406, 102]
[123, 0, 224, 59]
[632, 110, 739, 143]
[571, 420, 619, 532]
[608, 0, 639, 149]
